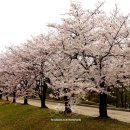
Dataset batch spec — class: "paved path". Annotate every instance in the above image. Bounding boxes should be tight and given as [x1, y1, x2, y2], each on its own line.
[8, 98, 130, 123]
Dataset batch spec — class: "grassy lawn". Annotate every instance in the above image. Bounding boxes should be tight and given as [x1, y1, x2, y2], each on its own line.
[0, 100, 130, 130]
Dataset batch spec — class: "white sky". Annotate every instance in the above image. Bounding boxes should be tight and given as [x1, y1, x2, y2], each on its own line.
[0, 0, 130, 52]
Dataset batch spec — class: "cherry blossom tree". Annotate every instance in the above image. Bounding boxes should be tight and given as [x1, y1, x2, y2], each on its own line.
[47, 2, 130, 117]
[0, 34, 54, 107]
[0, 1, 130, 119]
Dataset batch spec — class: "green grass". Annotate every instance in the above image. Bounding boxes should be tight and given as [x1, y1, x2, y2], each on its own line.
[0, 100, 130, 130]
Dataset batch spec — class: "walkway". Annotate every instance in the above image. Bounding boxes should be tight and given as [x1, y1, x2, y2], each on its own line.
[10, 98, 130, 123]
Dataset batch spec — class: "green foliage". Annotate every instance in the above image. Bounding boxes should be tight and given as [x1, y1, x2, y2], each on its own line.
[46, 87, 53, 97]
[80, 99, 99, 106]
[80, 92, 99, 105]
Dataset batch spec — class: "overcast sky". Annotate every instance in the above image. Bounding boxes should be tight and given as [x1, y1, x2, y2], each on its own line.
[0, 0, 130, 52]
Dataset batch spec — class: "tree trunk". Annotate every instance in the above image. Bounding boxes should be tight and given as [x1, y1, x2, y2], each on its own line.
[40, 97, 46, 108]
[0, 93, 2, 99]
[39, 84, 48, 108]
[24, 96, 28, 105]
[12, 91, 16, 103]
[39, 94, 47, 108]
[99, 93, 108, 118]
[99, 78, 108, 118]
[6, 95, 9, 101]
[64, 96, 72, 113]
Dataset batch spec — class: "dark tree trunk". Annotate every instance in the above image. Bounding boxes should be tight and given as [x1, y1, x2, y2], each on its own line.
[99, 93, 108, 118]
[6, 96, 9, 101]
[40, 97, 46, 108]
[39, 95, 47, 108]
[99, 78, 108, 118]
[39, 83, 48, 108]
[0, 94, 2, 99]
[0, 90, 2, 99]
[64, 96, 72, 113]
[24, 96, 28, 105]
[12, 91, 16, 103]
